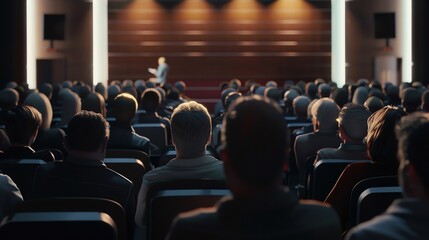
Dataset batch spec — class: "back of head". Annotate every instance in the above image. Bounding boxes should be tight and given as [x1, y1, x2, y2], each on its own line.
[338, 104, 371, 142]
[305, 82, 318, 99]
[387, 85, 401, 105]
[59, 89, 81, 126]
[82, 92, 106, 117]
[94, 83, 107, 100]
[366, 106, 406, 166]
[0, 88, 19, 110]
[352, 86, 369, 105]
[155, 87, 166, 103]
[5, 105, 42, 145]
[330, 87, 349, 108]
[402, 88, 421, 113]
[311, 98, 340, 132]
[107, 85, 121, 106]
[38, 83, 53, 100]
[229, 79, 242, 90]
[171, 101, 211, 158]
[283, 89, 299, 105]
[264, 87, 281, 102]
[220, 88, 236, 109]
[141, 88, 161, 113]
[223, 95, 288, 187]
[255, 86, 266, 96]
[293, 95, 311, 118]
[112, 93, 137, 124]
[23, 92, 53, 130]
[369, 88, 385, 101]
[318, 83, 331, 98]
[396, 113, 429, 193]
[174, 81, 186, 94]
[66, 110, 109, 152]
[265, 80, 277, 88]
[224, 92, 242, 111]
[364, 96, 384, 113]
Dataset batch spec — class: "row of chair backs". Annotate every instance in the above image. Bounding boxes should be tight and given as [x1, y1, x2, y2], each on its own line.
[0, 159, 46, 199]
[145, 179, 229, 240]
[133, 123, 167, 157]
[310, 159, 371, 201]
[349, 176, 401, 228]
[0, 198, 125, 240]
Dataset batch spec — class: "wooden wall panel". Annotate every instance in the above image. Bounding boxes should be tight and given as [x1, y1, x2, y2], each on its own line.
[108, 0, 331, 84]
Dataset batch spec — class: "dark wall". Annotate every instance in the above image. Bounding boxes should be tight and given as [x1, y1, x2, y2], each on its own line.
[413, 0, 429, 85]
[108, 0, 332, 85]
[0, 0, 26, 88]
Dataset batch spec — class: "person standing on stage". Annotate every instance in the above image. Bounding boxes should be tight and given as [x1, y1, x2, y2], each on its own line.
[148, 57, 169, 86]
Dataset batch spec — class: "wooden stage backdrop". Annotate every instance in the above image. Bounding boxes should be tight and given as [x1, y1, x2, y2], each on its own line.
[108, 0, 331, 110]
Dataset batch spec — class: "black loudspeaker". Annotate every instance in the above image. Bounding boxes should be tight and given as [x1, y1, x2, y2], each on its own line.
[374, 13, 396, 39]
[44, 14, 66, 40]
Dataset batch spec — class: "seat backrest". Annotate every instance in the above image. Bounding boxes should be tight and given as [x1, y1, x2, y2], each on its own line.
[132, 123, 167, 157]
[310, 159, 371, 201]
[0, 159, 46, 199]
[0, 197, 125, 240]
[349, 176, 399, 228]
[158, 150, 214, 167]
[357, 186, 403, 225]
[104, 158, 146, 204]
[146, 179, 229, 240]
[105, 149, 152, 171]
[211, 123, 222, 147]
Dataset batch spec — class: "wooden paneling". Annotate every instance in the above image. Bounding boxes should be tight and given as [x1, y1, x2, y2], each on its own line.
[108, 0, 331, 83]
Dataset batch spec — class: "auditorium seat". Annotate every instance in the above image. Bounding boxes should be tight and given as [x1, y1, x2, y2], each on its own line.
[132, 123, 167, 157]
[145, 179, 229, 240]
[0, 197, 126, 240]
[105, 149, 152, 171]
[309, 159, 371, 201]
[0, 159, 46, 199]
[104, 157, 147, 204]
[349, 176, 400, 228]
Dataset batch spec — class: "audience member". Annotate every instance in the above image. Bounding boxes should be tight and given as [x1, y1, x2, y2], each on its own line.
[108, 93, 151, 155]
[346, 112, 429, 240]
[82, 92, 106, 117]
[283, 89, 299, 116]
[94, 82, 107, 101]
[135, 101, 224, 228]
[352, 86, 369, 105]
[364, 96, 384, 113]
[0, 173, 23, 220]
[294, 98, 341, 171]
[167, 95, 341, 240]
[305, 82, 318, 100]
[331, 87, 349, 108]
[24, 93, 65, 159]
[32, 110, 135, 236]
[386, 85, 401, 107]
[58, 89, 81, 128]
[138, 88, 171, 143]
[292, 96, 311, 121]
[0, 105, 55, 162]
[318, 83, 331, 98]
[316, 104, 371, 161]
[325, 106, 407, 228]
[402, 88, 421, 113]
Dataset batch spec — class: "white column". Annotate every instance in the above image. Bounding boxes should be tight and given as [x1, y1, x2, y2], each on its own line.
[401, 0, 412, 83]
[26, 0, 37, 89]
[93, 0, 108, 87]
[331, 0, 346, 87]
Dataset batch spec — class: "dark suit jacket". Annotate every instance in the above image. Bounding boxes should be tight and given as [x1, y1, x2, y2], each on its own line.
[32, 155, 135, 234]
[315, 143, 369, 162]
[107, 123, 151, 155]
[167, 190, 341, 240]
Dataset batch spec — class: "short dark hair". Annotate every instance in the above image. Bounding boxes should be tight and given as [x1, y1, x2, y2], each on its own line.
[171, 101, 211, 157]
[112, 93, 138, 124]
[366, 106, 406, 166]
[5, 105, 42, 145]
[396, 113, 429, 192]
[223, 95, 288, 187]
[141, 88, 161, 113]
[66, 110, 109, 151]
[338, 103, 371, 142]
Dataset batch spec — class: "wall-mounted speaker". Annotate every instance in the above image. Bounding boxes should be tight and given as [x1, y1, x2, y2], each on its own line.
[44, 14, 65, 40]
[374, 13, 396, 39]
